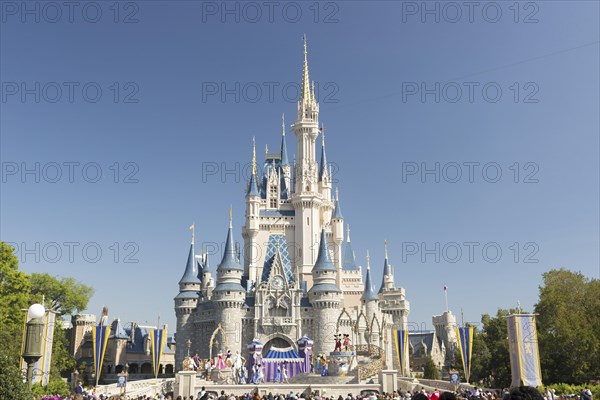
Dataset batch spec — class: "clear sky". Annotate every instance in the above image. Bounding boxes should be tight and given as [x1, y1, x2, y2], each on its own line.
[1, 1, 598, 333]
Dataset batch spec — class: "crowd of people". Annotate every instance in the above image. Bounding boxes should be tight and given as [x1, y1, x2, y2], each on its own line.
[29, 384, 594, 400]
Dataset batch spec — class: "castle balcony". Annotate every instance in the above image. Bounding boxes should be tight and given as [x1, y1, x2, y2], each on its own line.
[261, 317, 295, 326]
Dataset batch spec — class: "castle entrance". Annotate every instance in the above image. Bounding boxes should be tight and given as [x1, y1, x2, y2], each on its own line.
[262, 337, 293, 356]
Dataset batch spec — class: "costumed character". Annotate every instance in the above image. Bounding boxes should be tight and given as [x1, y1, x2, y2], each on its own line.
[216, 351, 227, 369]
[334, 334, 342, 352]
[343, 334, 351, 351]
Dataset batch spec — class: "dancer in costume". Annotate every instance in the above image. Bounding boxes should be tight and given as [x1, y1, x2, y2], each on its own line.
[334, 334, 342, 352]
[343, 334, 351, 351]
[225, 349, 233, 367]
[216, 351, 227, 369]
[281, 362, 289, 383]
[275, 362, 282, 383]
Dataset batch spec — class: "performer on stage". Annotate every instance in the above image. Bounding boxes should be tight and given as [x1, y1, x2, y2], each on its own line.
[343, 334, 351, 351]
[215, 351, 227, 369]
[281, 362, 289, 383]
[334, 334, 342, 352]
[258, 362, 265, 384]
[275, 362, 282, 383]
[225, 349, 233, 367]
[315, 353, 322, 374]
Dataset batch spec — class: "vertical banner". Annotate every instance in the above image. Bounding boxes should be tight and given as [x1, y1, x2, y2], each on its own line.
[39, 311, 57, 386]
[92, 323, 111, 386]
[393, 329, 409, 375]
[454, 326, 474, 383]
[149, 326, 168, 378]
[507, 314, 542, 387]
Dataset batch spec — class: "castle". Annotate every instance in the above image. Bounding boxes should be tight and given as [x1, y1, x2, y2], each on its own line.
[174, 38, 455, 377]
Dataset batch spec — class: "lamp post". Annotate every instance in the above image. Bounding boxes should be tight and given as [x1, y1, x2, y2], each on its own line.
[22, 303, 45, 389]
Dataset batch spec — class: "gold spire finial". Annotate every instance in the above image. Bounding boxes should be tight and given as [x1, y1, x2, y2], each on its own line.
[366, 250, 370, 269]
[384, 240, 388, 259]
[335, 187, 339, 201]
[282, 113, 285, 136]
[229, 205, 232, 228]
[189, 223, 195, 244]
[265, 143, 269, 157]
[252, 137, 257, 176]
[346, 224, 351, 242]
[321, 124, 325, 146]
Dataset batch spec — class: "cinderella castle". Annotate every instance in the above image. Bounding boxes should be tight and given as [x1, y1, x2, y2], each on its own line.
[174, 38, 457, 380]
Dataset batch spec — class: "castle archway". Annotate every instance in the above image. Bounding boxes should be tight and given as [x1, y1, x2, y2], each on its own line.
[262, 336, 294, 356]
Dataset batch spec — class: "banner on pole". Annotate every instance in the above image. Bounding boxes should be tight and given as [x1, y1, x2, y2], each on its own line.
[455, 326, 474, 383]
[92, 323, 111, 386]
[507, 314, 542, 387]
[149, 326, 168, 378]
[393, 329, 409, 376]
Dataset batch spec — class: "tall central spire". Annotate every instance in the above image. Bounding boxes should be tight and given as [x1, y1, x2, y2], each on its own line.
[301, 34, 312, 108]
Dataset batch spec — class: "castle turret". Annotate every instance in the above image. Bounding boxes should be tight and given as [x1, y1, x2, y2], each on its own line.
[244, 138, 261, 284]
[379, 241, 395, 293]
[432, 310, 458, 366]
[377, 244, 411, 372]
[174, 230, 200, 370]
[361, 252, 379, 344]
[212, 209, 246, 356]
[331, 188, 344, 287]
[309, 229, 341, 356]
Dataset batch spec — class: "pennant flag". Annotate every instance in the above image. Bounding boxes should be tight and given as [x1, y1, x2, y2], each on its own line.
[92, 323, 111, 386]
[393, 329, 409, 376]
[507, 314, 542, 387]
[455, 326, 474, 383]
[149, 326, 168, 378]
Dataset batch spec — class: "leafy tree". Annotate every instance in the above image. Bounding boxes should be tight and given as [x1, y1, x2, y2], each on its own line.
[0, 353, 31, 400]
[423, 355, 440, 379]
[535, 269, 600, 384]
[30, 273, 93, 316]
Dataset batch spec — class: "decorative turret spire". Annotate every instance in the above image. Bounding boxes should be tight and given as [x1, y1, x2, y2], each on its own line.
[281, 114, 289, 166]
[312, 229, 336, 272]
[217, 207, 243, 271]
[247, 138, 260, 197]
[342, 224, 358, 271]
[178, 226, 201, 286]
[379, 240, 394, 293]
[332, 187, 343, 219]
[362, 251, 378, 301]
[318, 126, 327, 181]
[301, 34, 312, 108]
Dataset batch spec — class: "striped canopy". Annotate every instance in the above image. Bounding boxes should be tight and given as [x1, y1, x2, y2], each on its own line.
[263, 346, 303, 363]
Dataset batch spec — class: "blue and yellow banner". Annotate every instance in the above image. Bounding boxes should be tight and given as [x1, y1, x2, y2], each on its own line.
[393, 329, 409, 376]
[92, 323, 111, 386]
[149, 326, 168, 378]
[455, 326, 474, 383]
[507, 314, 542, 387]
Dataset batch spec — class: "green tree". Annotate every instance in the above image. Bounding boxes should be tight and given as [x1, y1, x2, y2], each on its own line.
[0, 243, 32, 360]
[423, 355, 440, 379]
[30, 273, 94, 316]
[0, 353, 31, 400]
[535, 269, 600, 384]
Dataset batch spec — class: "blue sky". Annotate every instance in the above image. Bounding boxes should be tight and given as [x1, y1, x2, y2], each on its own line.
[1, 1, 598, 333]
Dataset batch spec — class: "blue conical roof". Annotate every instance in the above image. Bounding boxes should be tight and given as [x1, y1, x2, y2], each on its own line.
[333, 198, 343, 219]
[178, 243, 201, 285]
[362, 266, 378, 301]
[312, 229, 336, 272]
[342, 241, 358, 270]
[218, 225, 244, 271]
[318, 136, 327, 181]
[281, 131, 289, 166]
[247, 172, 260, 197]
[378, 257, 392, 293]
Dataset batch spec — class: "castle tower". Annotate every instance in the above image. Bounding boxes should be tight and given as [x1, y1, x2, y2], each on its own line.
[378, 243, 411, 372]
[174, 229, 201, 370]
[361, 252, 379, 344]
[308, 229, 341, 356]
[281, 114, 291, 193]
[292, 36, 323, 284]
[212, 209, 246, 356]
[70, 314, 96, 359]
[432, 310, 458, 365]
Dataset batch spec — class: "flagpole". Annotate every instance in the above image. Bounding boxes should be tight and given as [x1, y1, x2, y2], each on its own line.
[444, 284, 449, 312]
